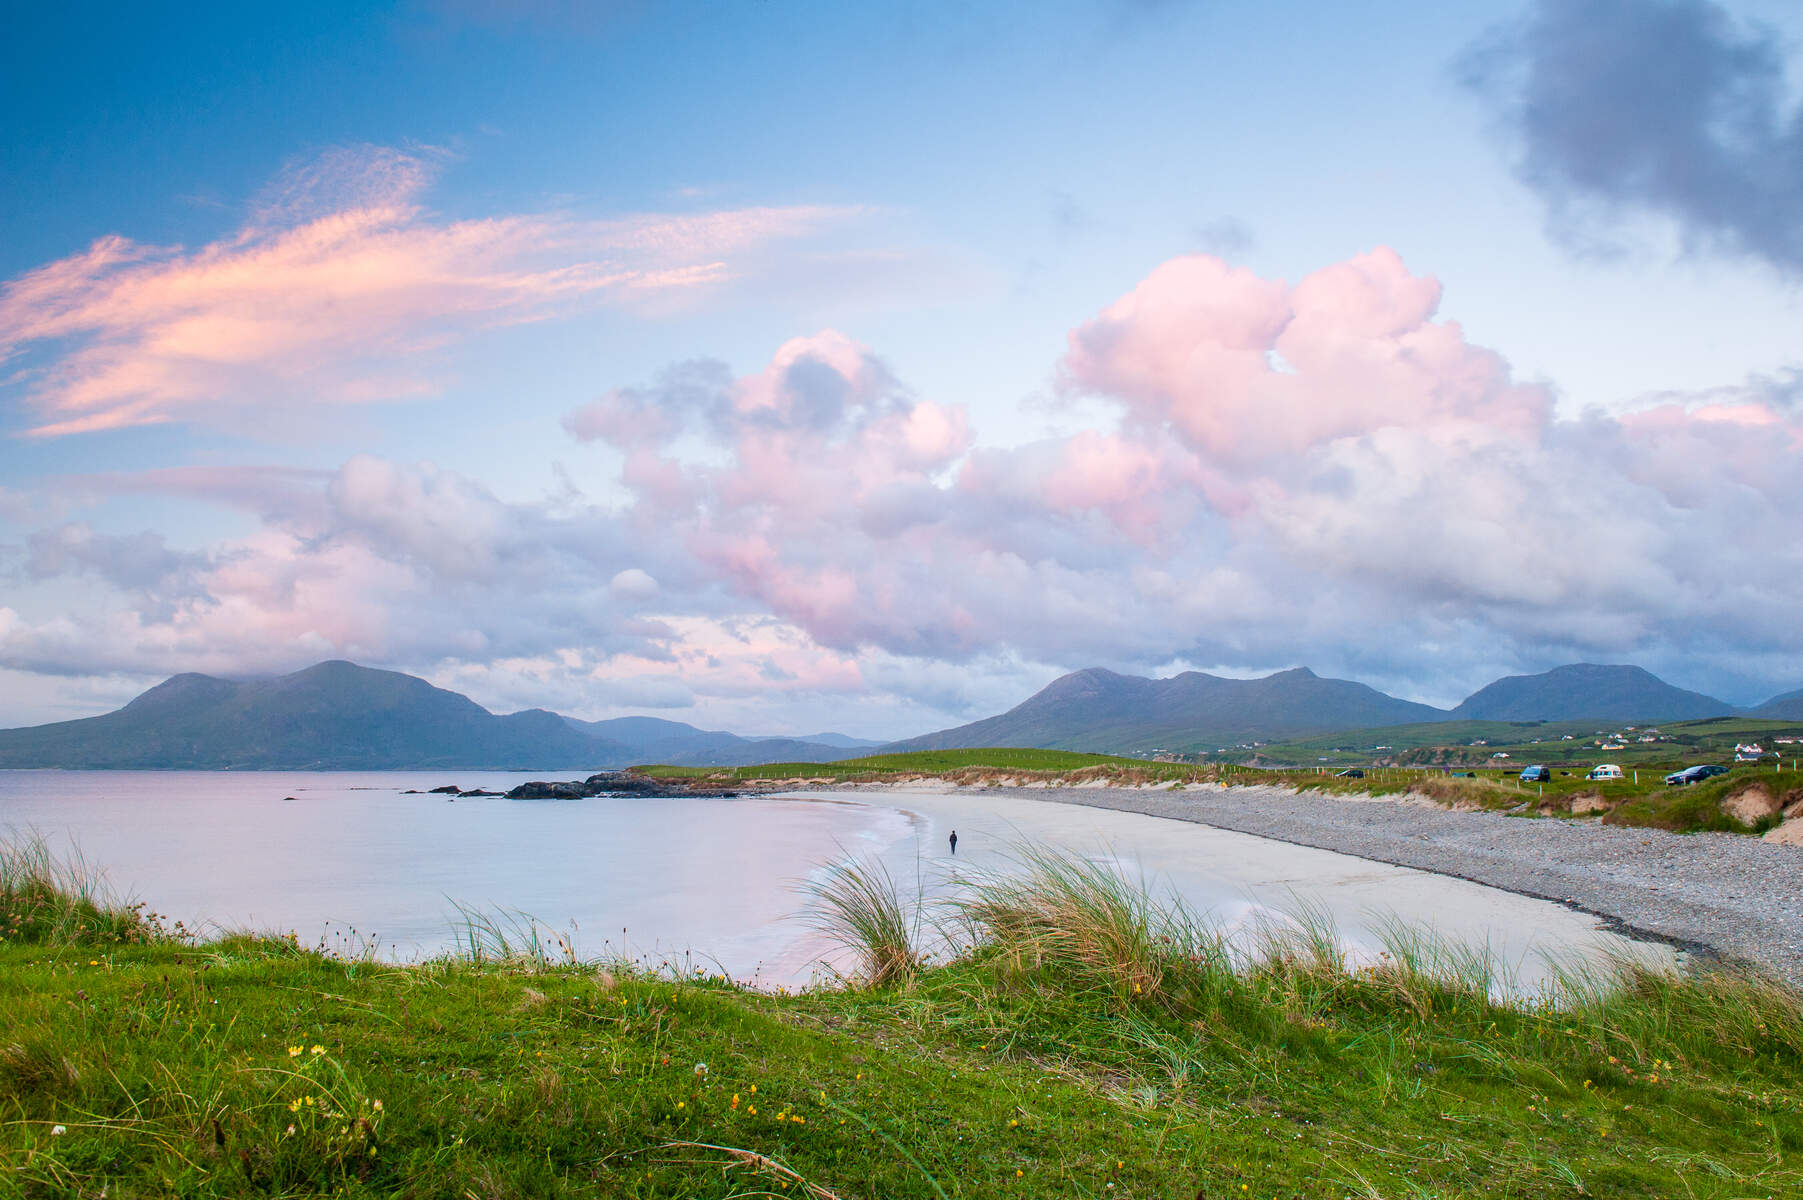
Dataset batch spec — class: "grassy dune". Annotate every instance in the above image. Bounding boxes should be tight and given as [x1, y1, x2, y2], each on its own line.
[643, 749, 1803, 837]
[3, 835, 1802, 1197]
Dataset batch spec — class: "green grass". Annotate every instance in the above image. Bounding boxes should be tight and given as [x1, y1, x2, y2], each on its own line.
[1247, 716, 1803, 771]
[0, 831, 159, 947]
[642, 748, 1149, 780]
[4, 837, 1802, 1197]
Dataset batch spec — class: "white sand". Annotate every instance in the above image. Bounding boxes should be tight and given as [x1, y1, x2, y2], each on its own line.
[785, 784, 1676, 992]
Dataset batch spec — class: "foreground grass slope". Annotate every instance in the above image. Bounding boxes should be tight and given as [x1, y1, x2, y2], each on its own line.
[4, 837, 1802, 1198]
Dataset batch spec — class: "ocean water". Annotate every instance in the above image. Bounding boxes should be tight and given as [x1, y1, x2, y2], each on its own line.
[0, 771, 1666, 990]
[0, 770, 911, 985]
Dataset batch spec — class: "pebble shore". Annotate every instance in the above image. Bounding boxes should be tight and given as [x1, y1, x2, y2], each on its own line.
[984, 783, 1803, 986]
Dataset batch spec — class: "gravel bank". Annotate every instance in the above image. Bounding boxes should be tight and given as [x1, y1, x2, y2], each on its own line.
[969, 784, 1803, 986]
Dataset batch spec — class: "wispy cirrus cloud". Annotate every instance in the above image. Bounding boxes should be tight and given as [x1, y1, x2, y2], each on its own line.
[0, 143, 857, 437]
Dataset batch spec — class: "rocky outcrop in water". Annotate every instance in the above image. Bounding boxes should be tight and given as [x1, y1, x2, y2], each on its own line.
[506, 780, 586, 799]
[501, 772, 736, 800]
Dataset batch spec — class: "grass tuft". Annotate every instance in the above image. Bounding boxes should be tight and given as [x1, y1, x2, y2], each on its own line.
[803, 856, 925, 988]
[447, 901, 580, 967]
[0, 830, 153, 946]
[953, 843, 1222, 1005]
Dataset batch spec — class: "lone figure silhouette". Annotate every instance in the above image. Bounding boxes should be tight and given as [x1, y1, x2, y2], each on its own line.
[949, 829, 958, 855]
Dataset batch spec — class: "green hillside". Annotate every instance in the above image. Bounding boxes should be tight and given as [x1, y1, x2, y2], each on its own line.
[1235, 716, 1803, 769]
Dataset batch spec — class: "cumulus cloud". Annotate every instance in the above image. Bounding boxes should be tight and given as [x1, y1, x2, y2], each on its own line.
[1461, 0, 1803, 273]
[0, 143, 853, 436]
[562, 249, 1803, 702]
[5, 247, 1802, 729]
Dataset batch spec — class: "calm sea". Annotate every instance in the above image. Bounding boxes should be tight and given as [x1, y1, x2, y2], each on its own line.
[1, 771, 1667, 991]
[0, 770, 911, 985]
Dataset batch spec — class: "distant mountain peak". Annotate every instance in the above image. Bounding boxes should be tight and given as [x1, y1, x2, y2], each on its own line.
[1451, 663, 1731, 723]
[885, 665, 1443, 754]
[0, 659, 865, 770]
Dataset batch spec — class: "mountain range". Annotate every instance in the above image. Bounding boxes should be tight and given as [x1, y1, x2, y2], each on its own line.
[0, 661, 879, 770]
[0, 659, 1796, 770]
[892, 662, 1801, 755]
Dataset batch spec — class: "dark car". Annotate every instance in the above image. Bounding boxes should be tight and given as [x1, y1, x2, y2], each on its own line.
[1334, 768, 1364, 778]
[1664, 763, 1731, 786]
[1519, 765, 1551, 783]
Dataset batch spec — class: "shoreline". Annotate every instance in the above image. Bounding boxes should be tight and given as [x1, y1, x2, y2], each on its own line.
[837, 780, 1803, 986]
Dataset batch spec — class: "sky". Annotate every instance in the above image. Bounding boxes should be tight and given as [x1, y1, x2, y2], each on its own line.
[3, 0, 1802, 738]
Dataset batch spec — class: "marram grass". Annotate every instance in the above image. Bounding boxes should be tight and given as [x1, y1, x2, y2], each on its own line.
[2, 835, 1800, 1198]
[803, 856, 926, 988]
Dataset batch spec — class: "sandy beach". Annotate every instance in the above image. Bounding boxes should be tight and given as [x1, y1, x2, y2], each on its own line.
[835, 780, 1803, 986]
[781, 783, 1678, 993]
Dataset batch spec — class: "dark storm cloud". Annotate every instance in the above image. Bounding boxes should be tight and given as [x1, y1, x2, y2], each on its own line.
[1461, 0, 1803, 273]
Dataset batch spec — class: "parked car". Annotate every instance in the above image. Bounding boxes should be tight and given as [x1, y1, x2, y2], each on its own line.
[1519, 765, 1551, 783]
[1587, 763, 1625, 781]
[1334, 768, 1364, 778]
[1663, 763, 1731, 786]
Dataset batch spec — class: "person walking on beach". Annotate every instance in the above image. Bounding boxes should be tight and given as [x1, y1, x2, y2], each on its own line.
[949, 829, 958, 855]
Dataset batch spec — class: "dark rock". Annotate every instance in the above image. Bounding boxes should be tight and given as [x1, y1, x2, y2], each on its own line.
[280, 796, 299, 802]
[583, 771, 669, 795]
[505, 780, 585, 800]
[428, 784, 462, 794]
[458, 789, 500, 797]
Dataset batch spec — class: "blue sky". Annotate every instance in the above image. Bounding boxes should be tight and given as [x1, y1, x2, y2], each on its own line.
[3, 0, 1802, 735]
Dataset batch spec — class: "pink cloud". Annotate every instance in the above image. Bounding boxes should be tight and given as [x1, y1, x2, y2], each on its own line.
[1064, 247, 1551, 461]
[0, 145, 855, 437]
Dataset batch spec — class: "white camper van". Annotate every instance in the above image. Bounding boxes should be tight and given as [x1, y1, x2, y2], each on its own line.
[1586, 763, 1624, 781]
